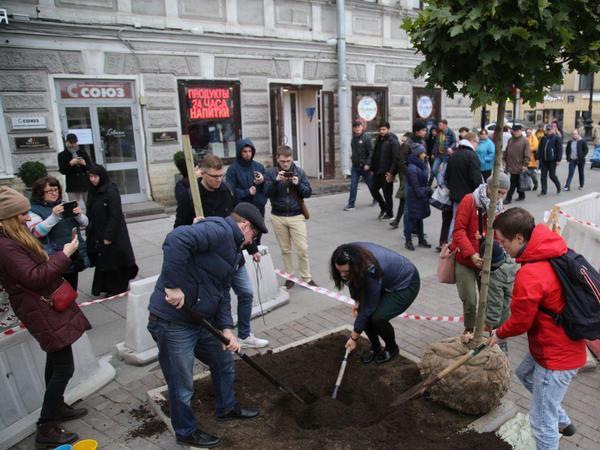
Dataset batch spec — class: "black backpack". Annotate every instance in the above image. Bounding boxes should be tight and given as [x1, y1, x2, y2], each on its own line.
[539, 249, 600, 340]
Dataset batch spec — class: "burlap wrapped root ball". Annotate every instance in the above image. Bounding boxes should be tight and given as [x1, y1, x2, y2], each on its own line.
[418, 335, 510, 415]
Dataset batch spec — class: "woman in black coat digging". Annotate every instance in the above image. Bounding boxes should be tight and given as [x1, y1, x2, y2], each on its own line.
[86, 165, 138, 296]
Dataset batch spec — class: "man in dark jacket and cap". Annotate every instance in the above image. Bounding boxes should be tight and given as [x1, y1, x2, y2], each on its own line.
[148, 203, 268, 449]
[226, 138, 267, 217]
[57, 133, 92, 211]
[537, 125, 563, 196]
[344, 119, 374, 211]
[371, 122, 399, 220]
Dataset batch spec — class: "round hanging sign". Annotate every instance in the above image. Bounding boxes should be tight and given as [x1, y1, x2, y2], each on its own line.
[417, 95, 433, 118]
[357, 96, 378, 121]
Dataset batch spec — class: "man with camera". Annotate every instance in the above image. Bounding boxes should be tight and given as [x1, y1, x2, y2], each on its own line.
[58, 133, 92, 211]
[226, 138, 268, 228]
[264, 145, 317, 289]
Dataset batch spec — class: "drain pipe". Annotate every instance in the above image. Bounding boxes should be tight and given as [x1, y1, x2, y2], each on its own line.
[337, 0, 351, 176]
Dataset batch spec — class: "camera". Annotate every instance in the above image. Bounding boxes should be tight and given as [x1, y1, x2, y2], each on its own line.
[283, 172, 294, 179]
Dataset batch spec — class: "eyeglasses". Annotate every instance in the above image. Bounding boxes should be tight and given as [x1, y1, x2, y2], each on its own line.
[43, 188, 59, 194]
[204, 173, 225, 179]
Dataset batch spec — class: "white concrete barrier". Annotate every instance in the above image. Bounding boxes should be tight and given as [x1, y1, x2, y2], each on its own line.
[116, 245, 289, 365]
[0, 331, 115, 449]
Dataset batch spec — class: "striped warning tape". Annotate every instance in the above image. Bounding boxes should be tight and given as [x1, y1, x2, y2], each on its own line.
[274, 269, 463, 323]
[558, 210, 600, 229]
[1, 290, 129, 338]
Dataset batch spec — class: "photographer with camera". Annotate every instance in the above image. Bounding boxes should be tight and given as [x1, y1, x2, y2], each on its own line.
[264, 145, 317, 289]
[27, 176, 89, 290]
[226, 139, 268, 240]
[58, 133, 92, 212]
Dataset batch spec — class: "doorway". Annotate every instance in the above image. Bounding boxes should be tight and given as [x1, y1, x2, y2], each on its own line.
[57, 80, 147, 204]
[270, 84, 334, 179]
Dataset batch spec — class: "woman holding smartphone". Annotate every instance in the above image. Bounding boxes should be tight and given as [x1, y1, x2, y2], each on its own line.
[27, 176, 89, 290]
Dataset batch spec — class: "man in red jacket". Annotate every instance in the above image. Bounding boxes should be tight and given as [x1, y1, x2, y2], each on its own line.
[490, 207, 586, 450]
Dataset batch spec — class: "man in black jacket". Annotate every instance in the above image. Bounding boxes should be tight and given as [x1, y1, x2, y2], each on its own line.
[445, 132, 483, 240]
[174, 154, 269, 349]
[370, 122, 399, 220]
[344, 120, 374, 211]
[57, 133, 92, 210]
[563, 129, 588, 191]
[537, 125, 563, 196]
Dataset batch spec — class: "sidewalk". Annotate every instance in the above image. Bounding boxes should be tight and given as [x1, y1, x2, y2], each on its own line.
[10, 163, 600, 448]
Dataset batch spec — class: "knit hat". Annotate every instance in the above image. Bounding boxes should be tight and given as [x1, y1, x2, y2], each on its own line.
[412, 119, 427, 134]
[0, 186, 30, 220]
[487, 172, 511, 191]
[410, 142, 426, 156]
[480, 240, 505, 265]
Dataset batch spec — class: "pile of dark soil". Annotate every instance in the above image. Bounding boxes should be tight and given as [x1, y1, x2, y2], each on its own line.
[127, 404, 167, 439]
[160, 332, 512, 449]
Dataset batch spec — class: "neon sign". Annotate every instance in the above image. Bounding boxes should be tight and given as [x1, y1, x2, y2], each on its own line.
[187, 88, 231, 120]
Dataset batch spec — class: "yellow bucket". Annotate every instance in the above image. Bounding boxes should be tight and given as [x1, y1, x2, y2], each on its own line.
[72, 440, 98, 450]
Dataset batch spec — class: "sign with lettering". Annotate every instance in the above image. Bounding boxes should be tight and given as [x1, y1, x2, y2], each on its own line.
[15, 136, 50, 150]
[187, 87, 232, 120]
[357, 96, 378, 121]
[60, 81, 132, 100]
[152, 131, 178, 144]
[11, 116, 47, 130]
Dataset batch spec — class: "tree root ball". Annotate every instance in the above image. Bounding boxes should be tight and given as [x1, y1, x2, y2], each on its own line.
[418, 335, 511, 415]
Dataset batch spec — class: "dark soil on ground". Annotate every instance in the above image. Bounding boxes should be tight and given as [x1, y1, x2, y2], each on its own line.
[127, 404, 167, 440]
[159, 332, 512, 449]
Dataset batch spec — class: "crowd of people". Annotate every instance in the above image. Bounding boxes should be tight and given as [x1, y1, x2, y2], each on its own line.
[0, 117, 598, 449]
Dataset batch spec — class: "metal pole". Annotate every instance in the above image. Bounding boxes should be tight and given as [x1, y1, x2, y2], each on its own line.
[585, 73, 595, 140]
[337, 0, 351, 176]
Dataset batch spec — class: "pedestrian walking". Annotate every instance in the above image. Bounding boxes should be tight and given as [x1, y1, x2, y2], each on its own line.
[450, 173, 509, 333]
[525, 128, 539, 191]
[370, 122, 398, 220]
[148, 204, 267, 448]
[344, 120, 374, 211]
[86, 165, 138, 296]
[27, 176, 89, 290]
[563, 129, 588, 191]
[426, 127, 438, 170]
[331, 242, 420, 364]
[490, 207, 586, 450]
[0, 186, 90, 448]
[429, 119, 456, 186]
[475, 129, 495, 181]
[537, 125, 563, 196]
[403, 143, 431, 251]
[264, 145, 317, 289]
[503, 125, 531, 204]
[57, 133, 92, 211]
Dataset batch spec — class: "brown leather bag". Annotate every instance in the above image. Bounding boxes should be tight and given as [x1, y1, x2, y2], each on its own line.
[290, 188, 310, 220]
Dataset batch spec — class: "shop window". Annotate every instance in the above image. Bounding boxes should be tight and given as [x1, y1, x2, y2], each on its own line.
[524, 110, 536, 125]
[178, 80, 242, 163]
[352, 87, 388, 141]
[579, 73, 593, 92]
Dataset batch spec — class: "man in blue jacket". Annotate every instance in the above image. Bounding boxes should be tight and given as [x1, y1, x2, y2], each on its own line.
[226, 138, 268, 218]
[537, 125, 563, 196]
[147, 203, 268, 449]
[264, 145, 317, 289]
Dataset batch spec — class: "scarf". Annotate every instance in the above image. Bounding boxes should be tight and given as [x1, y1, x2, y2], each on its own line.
[473, 183, 503, 214]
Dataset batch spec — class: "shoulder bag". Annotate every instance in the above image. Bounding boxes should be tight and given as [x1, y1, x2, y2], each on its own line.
[19, 279, 78, 312]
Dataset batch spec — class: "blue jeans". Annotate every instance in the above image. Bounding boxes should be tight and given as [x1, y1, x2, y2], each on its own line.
[347, 164, 372, 208]
[565, 159, 585, 188]
[231, 264, 253, 339]
[429, 155, 448, 185]
[147, 318, 236, 438]
[516, 353, 577, 450]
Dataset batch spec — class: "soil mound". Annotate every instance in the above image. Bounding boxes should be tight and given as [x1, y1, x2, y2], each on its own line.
[160, 332, 512, 449]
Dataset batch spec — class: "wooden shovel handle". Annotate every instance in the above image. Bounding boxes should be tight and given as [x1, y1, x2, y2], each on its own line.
[433, 342, 487, 382]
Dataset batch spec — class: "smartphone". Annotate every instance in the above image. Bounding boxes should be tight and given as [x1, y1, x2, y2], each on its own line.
[62, 201, 78, 218]
[253, 171, 261, 179]
[283, 171, 294, 179]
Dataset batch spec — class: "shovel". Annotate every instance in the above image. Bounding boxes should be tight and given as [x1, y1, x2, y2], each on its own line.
[395, 341, 487, 404]
[332, 349, 351, 399]
[182, 304, 306, 405]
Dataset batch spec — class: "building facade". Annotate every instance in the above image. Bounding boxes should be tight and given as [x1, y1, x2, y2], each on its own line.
[0, 0, 472, 205]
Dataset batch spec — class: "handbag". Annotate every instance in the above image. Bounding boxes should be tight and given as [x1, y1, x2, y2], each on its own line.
[429, 185, 451, 210]
[519, 171, 532, 191]
[437, 243, 456, 284]
[289, 188, 310, 220]
[19, 279, 78, 312]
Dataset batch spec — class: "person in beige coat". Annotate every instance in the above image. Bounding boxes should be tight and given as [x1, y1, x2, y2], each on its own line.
[502, 125, 531, 204]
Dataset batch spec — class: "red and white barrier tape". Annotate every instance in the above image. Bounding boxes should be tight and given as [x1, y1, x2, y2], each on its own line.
[558, 210, 600, 229]
[275, 269, 463, 323]
[1, 290, 129, 338]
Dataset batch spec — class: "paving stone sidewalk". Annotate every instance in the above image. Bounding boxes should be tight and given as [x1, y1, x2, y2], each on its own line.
[11, 275, 600, 449]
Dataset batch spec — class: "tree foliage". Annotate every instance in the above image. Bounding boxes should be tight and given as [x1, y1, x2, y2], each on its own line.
[403, 0, 600, 108]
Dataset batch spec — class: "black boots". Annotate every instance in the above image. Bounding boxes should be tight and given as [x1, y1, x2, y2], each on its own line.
[177, 429, 222, 448]
[35, 422, 77, 448]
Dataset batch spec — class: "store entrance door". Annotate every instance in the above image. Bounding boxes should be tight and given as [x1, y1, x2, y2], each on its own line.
[57, 80, 147, 204]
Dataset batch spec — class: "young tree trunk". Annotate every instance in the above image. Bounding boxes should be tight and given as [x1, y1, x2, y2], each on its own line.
[473, 99, 506, 344]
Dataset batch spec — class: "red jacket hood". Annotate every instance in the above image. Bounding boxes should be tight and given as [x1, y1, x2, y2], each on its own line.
[516, 223, 567, 264]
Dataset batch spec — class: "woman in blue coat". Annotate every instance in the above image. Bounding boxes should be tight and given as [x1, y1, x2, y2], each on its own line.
[331, 242, 420, 364]
[403, 143, 431, 251]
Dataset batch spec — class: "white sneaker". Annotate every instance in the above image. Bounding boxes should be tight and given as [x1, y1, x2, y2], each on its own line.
[239, 334, 269, 349]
